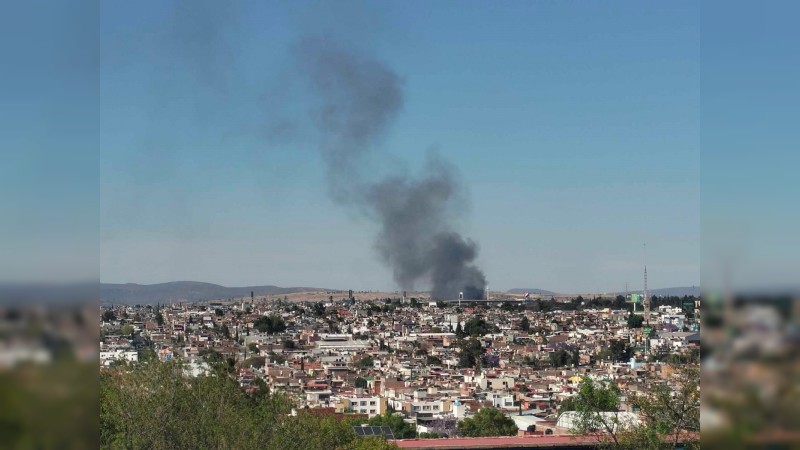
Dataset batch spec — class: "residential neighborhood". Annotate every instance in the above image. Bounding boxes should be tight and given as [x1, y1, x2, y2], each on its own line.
[100, 292, 701, 444]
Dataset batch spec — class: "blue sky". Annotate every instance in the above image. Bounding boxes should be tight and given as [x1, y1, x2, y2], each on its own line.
[700, 1, 800, 293]
[96, 1, 701, 293]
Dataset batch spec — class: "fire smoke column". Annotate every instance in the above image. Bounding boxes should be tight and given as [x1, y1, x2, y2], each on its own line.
[292, 37, 487, 300]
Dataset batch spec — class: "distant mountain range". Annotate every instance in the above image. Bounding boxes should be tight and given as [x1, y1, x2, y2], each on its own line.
[507, 286, 700, 297]
[101, 282, 328, 305]
[100, 282, 701, 305]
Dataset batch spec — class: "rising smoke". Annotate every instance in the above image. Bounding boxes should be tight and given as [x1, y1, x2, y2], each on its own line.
[294, 37, 486, 299]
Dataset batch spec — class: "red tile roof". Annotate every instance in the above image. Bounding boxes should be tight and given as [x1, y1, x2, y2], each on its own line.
[393, 435, 600, 449]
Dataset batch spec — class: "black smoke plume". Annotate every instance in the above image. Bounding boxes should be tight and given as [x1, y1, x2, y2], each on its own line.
[294, 37, 486, 300]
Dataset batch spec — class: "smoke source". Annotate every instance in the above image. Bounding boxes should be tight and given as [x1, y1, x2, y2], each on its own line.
[294, 37, 486, 299]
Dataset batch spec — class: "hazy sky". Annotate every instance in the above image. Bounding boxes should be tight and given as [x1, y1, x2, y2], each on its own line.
[98, 1, 700, 293]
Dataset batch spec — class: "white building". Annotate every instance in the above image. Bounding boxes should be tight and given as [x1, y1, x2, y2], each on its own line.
[556, 411, 640, 432]
[100, 348, 138, 366]
[338, 394, 386, 417]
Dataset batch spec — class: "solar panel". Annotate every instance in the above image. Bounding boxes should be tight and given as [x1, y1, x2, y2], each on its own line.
[353, 426, 396, 440]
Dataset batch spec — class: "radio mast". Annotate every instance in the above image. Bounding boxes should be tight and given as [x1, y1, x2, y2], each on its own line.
[644, 243, 650, 325]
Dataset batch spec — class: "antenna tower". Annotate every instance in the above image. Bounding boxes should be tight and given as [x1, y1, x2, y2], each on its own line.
[644, 243, 650, 325]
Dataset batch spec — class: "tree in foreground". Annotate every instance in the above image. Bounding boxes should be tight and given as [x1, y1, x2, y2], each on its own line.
[560, 367, 699, 450]
[624, 365, 700, 449]
[558, 377, 627, 448]
[102, 360, 365, 450]
[457, 407, 518, 437]
[343, 436, 399, 450]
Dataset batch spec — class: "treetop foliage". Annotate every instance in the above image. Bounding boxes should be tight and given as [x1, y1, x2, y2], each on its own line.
[560, 367, 699, 450]
[457, 407, 518, 437]
[101, 360, 398, 450]
[253, 315, 286, 334]
[462, 317, 498, 337]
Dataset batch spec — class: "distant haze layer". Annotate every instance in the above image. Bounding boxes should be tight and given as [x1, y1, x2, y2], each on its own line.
[101, 282, 326, 305]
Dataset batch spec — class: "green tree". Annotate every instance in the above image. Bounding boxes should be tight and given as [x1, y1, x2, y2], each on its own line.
[624, 365, 700, 449]
[426, 355, 442, 366]
[199, 348, 230, 373]
[457, 407, 518, 437]
[550, 349, 570, 367]
[253, 315, 286, 334]
[101, 359, 297, 450]
[138, 346, 156, 363]
[500, 302, 518, 312]
[454, 322, 464, 338]
[358, 356, 374, 369]
[215, 308, 224, 317]
[418, 432, 443, 438]
[354, 377, 368, 389]
[627, 314, 644, 329]
[570, 348, 581, 366]
[269, 351, 286, 365]
[463, 317, 497, 337]
[458, 338, 484, 368]
[519, 316, 530, 332]
[2, 360, 97, 449]
[120, 324, 134, 336]
[240, 356, 267, 369]
[523, 355, 543, 369]
[343, 436, 399, 450]
[155, 311, 164, 326]
[559, 377, 625, 448]
[601, 340, 633, 363]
